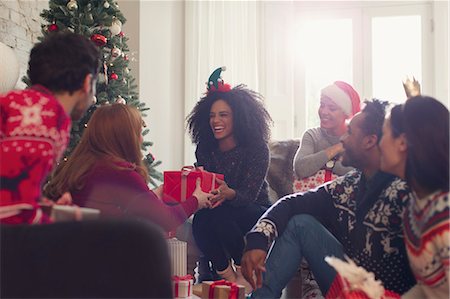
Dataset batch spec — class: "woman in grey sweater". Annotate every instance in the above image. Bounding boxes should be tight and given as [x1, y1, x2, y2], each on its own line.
[294, 81, 360, 184]
[292, 81, 361, 299]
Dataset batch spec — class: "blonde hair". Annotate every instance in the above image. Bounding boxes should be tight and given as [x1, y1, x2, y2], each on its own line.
[44, 104, 148, 200]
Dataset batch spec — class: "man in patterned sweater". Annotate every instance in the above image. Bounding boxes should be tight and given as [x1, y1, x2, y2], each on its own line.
[241, 99, 416, 297]
[0, 32, 100, 224]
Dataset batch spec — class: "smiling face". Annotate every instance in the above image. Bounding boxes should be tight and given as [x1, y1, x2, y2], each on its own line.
[379, 118, 407, 178]
[318, 96, 347, 135]
[341, 112, 366, 168]
[209, 99, 235, 145]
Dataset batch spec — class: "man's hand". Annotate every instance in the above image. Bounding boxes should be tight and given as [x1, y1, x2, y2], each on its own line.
[241, 249, 267, 290]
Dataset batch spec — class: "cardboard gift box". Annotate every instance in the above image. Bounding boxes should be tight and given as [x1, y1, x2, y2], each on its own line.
[201, 280, 245, 299]
[163, 166, 224, 204]
[326, 274, 400, 299]
[172, 275, 193, 298]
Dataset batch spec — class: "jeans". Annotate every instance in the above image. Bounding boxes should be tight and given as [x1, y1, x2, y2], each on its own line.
[252, 214, 345, 298]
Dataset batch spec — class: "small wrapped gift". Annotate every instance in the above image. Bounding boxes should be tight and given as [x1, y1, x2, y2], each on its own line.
[163, 166, 224, 204]
[172, 275, 193, 298]
[201, 280, 245, 299]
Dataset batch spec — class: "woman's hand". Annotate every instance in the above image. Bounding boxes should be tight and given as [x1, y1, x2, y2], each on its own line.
[192, 178, 212, 210]
[210, 178, 236, 208]
[326, 142, 344, 160]
[152, 184, 164, 199]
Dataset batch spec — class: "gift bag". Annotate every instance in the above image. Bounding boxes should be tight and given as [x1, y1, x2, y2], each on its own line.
[324, 256, 400, 299]
[293, 169, 338, 193]
[201, 280, 245, 299]
[172, 275, 193, 298]
[326, 274, 400, 299]
[163, 166, 224, 204]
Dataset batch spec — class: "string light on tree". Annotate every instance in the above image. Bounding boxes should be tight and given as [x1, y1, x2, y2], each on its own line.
[104, 1, 110, 9]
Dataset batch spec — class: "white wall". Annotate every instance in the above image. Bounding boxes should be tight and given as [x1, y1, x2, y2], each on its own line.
[433, 0, 449, 107]
[139, 0, 185, 172]
[0, 0, 48, 89]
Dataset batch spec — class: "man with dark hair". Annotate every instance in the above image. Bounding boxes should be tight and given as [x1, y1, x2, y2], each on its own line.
[0, 32, 100, 224]
[241, 99, 416, 297]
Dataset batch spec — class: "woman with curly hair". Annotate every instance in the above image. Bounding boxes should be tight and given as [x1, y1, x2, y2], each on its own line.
[186, 67, 273, 291]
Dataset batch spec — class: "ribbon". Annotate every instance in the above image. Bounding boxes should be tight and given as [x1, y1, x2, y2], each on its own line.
[208, 280, 240, 299]
[180, 166, 196, 202]
[324, 169, 333, 183]
[172, 275, 193, 297]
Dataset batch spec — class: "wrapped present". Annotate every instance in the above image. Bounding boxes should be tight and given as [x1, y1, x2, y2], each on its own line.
[167, 238, 187, 276]
[172, 275, 193, 298]
[201, 280, 245, 299]
[163, 166, 224, 203]
[325, 256, 400, 299]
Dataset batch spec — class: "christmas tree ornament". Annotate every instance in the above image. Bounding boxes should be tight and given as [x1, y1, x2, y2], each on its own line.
[91, 34, 107, 47]
[109, 19, 122, 36]
[110, 73, 118, 80]
[0, 42, 20, 93]
[123, 55, 129, 61]
[67, 0, 78, 10]
[103, 1, 110, 9]
[111, 47, 122, 58]
[116, 96, 126, 104]
[48, 23, 59, 32]
[124, 68, 130, 74]
[122, 78, 127, 84]
[119, 31, 125, 37]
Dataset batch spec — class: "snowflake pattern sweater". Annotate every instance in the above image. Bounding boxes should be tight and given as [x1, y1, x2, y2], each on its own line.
[245, 170, 417, 294]
[0, 86, 70, 224]
[403, 190, 449, 298]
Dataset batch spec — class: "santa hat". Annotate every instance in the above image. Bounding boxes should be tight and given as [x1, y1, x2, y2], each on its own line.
[321, 81, 360, 117]
[206, 66, 231, 93]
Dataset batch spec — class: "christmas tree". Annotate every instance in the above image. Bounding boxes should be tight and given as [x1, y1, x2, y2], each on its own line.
[26, 0, 162, 186]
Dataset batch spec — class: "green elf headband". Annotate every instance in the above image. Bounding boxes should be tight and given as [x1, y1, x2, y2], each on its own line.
[206, 66, 231, 93]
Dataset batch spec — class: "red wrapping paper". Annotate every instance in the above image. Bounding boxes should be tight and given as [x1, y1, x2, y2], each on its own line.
[163, 166, 224, 204]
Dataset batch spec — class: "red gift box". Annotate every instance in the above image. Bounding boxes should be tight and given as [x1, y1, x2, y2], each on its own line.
[163, 166, 224, 204]
[326, 274, 400, 299]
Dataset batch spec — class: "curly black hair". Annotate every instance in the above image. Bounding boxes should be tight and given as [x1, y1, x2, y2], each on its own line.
[28, 32, 100, 93]
[360, 98, 389, 142]
[186, 84, 273, 151]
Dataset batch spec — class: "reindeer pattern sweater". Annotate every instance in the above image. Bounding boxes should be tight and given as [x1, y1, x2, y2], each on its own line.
[245, 170, 416, 294]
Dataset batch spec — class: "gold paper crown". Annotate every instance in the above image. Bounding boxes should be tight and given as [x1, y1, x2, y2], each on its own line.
[403, 77, 421, 99]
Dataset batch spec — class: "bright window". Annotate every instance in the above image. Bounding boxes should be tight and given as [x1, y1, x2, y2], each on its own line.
[297, 18, 353, 128]
[372, 15, 422, 103]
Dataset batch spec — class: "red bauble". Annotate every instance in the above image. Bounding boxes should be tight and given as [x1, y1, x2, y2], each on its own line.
[123, 55, 129, 61]
[110, 73, 118, 80]
[91, 34, 107, 47]
[119, 31, 125, 37]
[48, 24, 58, 32]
